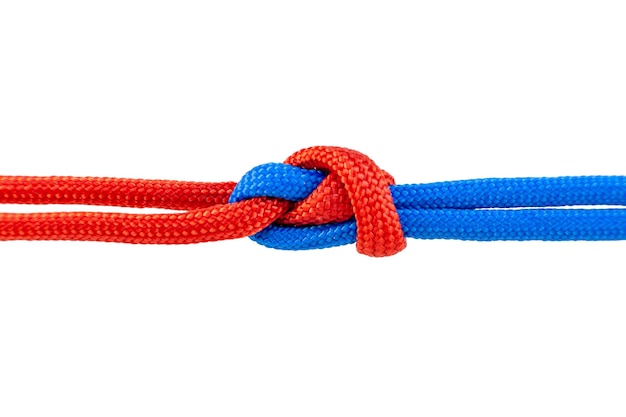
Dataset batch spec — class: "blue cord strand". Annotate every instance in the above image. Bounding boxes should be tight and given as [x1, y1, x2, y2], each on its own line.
[230, 163, 626, 251]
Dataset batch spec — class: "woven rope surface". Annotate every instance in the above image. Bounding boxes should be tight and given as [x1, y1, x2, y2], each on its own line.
[3, 146, 626, 256]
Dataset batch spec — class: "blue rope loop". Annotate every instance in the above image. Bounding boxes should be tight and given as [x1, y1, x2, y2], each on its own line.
[230, 163, 626, 251]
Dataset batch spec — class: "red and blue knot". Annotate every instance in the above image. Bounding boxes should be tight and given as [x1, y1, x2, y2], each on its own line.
[2, 145, 626, 257]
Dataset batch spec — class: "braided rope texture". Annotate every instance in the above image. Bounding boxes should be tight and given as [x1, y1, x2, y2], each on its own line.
[3, 145, 626, 257]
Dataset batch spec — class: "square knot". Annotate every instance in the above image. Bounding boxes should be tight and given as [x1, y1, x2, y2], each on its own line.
[230, 146, 406, 257]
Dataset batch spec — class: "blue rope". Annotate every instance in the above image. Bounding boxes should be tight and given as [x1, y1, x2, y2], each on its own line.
[230, 163, 626, 251]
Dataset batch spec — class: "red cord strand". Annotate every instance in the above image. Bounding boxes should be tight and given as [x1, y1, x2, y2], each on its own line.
[0, 177, 289, 243]
[0, 176, 236, 210]
[285, 146, 405, 257]
[0, 146, 407, 256]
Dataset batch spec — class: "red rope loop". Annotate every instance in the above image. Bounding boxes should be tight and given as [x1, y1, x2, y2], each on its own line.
[0, 146, 406, 256]
[282, 146, 406, 257]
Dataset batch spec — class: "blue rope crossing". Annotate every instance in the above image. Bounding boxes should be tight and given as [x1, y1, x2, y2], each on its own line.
[230, 163, 626, 251]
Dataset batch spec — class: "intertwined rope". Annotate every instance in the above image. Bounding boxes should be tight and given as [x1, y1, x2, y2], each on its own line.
[3, 146, 626, 257]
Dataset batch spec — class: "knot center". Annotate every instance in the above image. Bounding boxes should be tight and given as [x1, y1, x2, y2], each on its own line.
[230, 146, 406, 257]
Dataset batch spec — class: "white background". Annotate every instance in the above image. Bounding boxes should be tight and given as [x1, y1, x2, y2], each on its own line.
[1, 1, 625, 416]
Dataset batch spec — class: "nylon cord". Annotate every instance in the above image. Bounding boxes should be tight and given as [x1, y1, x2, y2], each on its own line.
[3, 146, 626, 257]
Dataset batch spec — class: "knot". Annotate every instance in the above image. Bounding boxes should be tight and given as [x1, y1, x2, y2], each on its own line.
[230, 146, 406, 257]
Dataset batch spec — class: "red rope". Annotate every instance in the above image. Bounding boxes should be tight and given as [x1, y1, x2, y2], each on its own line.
[0, 146, 407, 257]
[285, 147, 405, 256]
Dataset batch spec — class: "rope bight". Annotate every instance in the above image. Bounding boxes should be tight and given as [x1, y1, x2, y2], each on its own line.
[2, 145, 626, 257]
